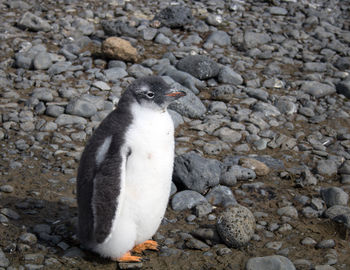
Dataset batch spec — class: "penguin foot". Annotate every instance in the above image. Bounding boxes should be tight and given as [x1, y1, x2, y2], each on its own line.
[114, 251, 142, 263]
[132, 240, 159, 254]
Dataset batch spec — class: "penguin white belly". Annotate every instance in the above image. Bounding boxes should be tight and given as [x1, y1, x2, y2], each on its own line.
[94, 104, 174, 258]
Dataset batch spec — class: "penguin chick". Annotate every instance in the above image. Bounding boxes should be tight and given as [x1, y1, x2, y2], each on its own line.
[77, 76, 185, 262]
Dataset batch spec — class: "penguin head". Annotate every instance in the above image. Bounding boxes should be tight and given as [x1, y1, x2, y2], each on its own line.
[128, 76, 186, 110]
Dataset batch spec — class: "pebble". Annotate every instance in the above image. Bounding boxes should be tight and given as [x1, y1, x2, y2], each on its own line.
[316, 239, 336, 249]
[320, 187, 349, 207]
[246, 255, 296, 270]
[238, 158, 270, 176]
[277, 206, 298, 219]
[19, 233, 37, 245]
[217, 66, 243, 85]
[177, 55, 219, 80]
[18, 12, 51, 32]
[0, 248, 9, 267]
[216, 205, 255, 248]
[0, 185, 14, 193]
[205, 185, 237, 207]
[154, 5, 193, 28]
[171, 190, 207, 211]
[173, 151, 221, 193]
[102, 37, 138, 62]
[316, 160, 338, 176]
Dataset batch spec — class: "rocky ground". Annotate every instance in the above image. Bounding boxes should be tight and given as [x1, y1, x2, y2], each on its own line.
[0, 0, 350, 269]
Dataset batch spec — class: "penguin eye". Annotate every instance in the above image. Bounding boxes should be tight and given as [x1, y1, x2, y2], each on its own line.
[146, 91, 154, 99]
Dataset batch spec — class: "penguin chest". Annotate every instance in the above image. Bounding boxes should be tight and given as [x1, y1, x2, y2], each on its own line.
[123, 105, 175, 239]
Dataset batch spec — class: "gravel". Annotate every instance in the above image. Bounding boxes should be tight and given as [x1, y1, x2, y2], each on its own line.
[1, 0, 350, 268]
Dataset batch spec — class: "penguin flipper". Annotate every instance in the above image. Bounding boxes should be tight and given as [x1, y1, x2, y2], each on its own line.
[92, 153, 123, 243]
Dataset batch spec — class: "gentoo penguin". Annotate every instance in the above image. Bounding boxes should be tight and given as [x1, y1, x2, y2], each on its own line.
[77, 76, 185, 262]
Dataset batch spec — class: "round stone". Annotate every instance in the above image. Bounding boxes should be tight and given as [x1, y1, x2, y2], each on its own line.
[216, 204, 255, 248]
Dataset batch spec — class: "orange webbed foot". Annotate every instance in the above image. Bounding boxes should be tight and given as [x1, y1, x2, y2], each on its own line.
[132, 240, 159, 254]
[113, 251, 142, 263]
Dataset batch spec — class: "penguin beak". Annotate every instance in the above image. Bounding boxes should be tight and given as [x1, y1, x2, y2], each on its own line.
[165, 90, 186, 101]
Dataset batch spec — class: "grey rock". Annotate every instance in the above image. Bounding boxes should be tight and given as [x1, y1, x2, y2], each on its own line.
[245, 88, 269, 102]
[154, 6, 193, 28]
[127, 64, 153, 78]
[71, 18, 95, 35]
[141, 28, 158, 41]
[220, 168, 237, 186]
[324, 205, 350, 220]
[316, 239, 335, 249]
[214, 127, 242, 143]
[0, 185, 14, 193]
[15, 53, 33, 69]
[191, 227, 221, 244]
[301, 81, 336, 98]
[33, 52, 52, 70]
[298, 107, 315, 117]
[92, 81, 111, 91]
[277, 206, 298, 218]
[269, 7, 288, 15]
[46, 105, 65, 117]
[33, 224, 51, 234]
[336, 79, 350, 99]
[101, 20, 138, 38]
[205, 31, 231, 47]
[217, 205, 255, 248]
[0, 248, 9, 267]
[217, 66, 243, 85]
[321, 187, 349, 207]
[62, 247, 85, 258]
[18, 12, 51, 32]
[173, 152, 221, 193]
[1, 208, 20, 220]
[194, 203, 213, 217]
[265, 241, 282, 250]
[119, 262, 143, 269]
[316, 159, 338, 176]
[301, 237, 317, 246]
[155, 33, 171, 45]
[176, 55, 219, 80]
[304, 62, 328, 72]
[252, 102, 281, 117]
[24, 253, 44, 264]
[334, 57, 350, 71]
[339, 160, 350, 174]
[55, 114, 87, 126]
[19, 233, 37, 245]
[159, 65, 205, 94]
[66, 99, 97, 118]
[203, 141, 223, 155]
[44, 257, 61, 266]
[211, 84, 237, 101]
[167, 82, 206, 118]
[205, 185, 237, 207]
[298, 168, 318, 186]
[223, 165, 256, 182]
[171, 190, 207, 211]
[244, 31, 272, 49]
[104, 67, 128, 82]
[32, 88, 53, 102]
[185, 238, 210, 251]
[0, 214, 9, 223]
[48, 61, 72, 76]
[246, 255, 296, 270]
[25, 264, 44, 270]
[7, 0, 31, 10]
